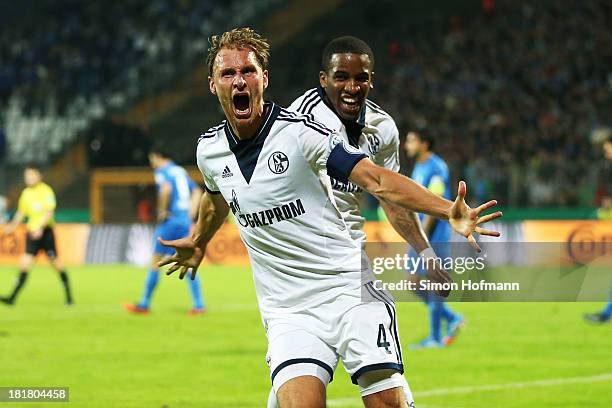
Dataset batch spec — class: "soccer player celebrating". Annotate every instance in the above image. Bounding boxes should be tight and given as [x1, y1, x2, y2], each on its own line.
[404, 129, 465, 348]
[284, 36, 451, 404]
[124, 147, 205, 315]
[289, 36, 451, 298]
[1, 166, 73, 306]
[160, 28, 501, 408]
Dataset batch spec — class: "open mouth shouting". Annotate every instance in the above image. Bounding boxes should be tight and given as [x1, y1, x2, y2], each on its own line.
[339, 93, 363, 117]
[232, 92, 251, 119]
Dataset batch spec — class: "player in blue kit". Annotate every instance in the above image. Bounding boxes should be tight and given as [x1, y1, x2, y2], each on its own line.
[404, 129, 465, 347]
[124, 147, 205, 315]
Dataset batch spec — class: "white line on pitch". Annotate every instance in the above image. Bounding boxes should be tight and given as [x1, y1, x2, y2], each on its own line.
[328, 373, 612, 407]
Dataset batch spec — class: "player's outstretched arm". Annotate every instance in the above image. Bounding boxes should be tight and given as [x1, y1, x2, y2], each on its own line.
[350, 158, 453, 218]
[379, 201, 430, 253]
[158, 192, 229, 280]
[189, 186, 204, 221]
[349, 159, 502, 251]
[380, 201, 453, 296]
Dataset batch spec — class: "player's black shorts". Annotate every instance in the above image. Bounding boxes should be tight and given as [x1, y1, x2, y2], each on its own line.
[25, 227, 57, 258]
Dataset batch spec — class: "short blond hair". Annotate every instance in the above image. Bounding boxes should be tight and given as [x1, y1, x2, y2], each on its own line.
[206, 27, 270, 76]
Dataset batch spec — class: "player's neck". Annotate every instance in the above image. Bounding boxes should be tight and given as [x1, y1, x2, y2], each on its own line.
[417, 151, 432, 163]
[228, 103, 268, 140]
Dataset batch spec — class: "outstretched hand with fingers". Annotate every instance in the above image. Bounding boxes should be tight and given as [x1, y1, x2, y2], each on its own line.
[157, 237, 204, 280]
[448, 181, 503, 252]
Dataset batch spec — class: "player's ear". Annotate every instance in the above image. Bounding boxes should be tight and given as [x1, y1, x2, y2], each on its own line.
[262, 70, 269, 90]
[319, 71, 327, 89]
[370, 71, 375, 89]
[208, 76, 216, 95]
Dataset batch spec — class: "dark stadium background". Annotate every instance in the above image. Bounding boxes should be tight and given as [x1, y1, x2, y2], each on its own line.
[1, 0, 609, 221]
[0, 1, 610, 407]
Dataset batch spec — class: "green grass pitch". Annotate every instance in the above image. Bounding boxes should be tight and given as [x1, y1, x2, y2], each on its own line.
[0, 264, 610, 407]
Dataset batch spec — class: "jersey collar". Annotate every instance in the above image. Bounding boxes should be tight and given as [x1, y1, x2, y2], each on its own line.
[224, 102, 280, 184]
[224, 101, 279, 147]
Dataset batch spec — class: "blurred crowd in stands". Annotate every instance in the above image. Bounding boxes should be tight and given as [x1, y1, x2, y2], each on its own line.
[0, 0, 235, 116]
[380, 0, 611, 207]
[0, 0, 610, 209]
[0, 0, 275, 166]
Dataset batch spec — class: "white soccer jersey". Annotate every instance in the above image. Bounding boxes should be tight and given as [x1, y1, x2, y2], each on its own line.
[197, 102, 369, 317]
[289, 87, 400, 244]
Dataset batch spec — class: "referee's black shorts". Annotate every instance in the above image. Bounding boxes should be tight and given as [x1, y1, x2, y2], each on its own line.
[25, 227, 57, 258]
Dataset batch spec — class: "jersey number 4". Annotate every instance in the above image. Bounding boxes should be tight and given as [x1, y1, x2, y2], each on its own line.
[377, 324, 392, 354]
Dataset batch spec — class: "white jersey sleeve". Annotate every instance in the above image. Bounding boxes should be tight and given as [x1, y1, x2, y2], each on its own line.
[287, 96, 304, 113]
[196, 131, 222, 194]
[295, 124, 330, 173]
[297, 127, 367, 183]
[368, 115, 401, 172]
[201, 168, 220, 194]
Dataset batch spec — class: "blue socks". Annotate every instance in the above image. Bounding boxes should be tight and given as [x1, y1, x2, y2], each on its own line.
[440, 302, 459, 322]
[188, 275, 205, 309]
[138, 269, 205, 309]
[138, 270, 160, 308]
[426, 294, 460, 343]
[427, 298, 443, 343]
[602, 301, 612, 319]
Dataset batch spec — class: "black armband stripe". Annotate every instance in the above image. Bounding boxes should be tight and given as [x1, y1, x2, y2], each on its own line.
[326, 143, 367, 183]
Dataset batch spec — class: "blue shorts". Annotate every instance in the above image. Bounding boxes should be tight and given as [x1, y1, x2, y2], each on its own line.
[153, 219, 191, 256]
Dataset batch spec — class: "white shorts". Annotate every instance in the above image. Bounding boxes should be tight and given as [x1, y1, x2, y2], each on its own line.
[265, 282, 404, 392]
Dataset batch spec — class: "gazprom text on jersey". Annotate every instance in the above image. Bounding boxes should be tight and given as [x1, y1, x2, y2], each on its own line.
[232, 199, 306, 228]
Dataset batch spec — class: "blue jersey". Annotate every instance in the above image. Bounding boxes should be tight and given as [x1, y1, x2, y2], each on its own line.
[411, 153, 451, 243]
[154, 162, 195, 223]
